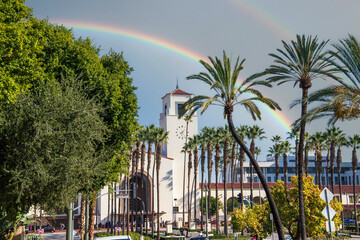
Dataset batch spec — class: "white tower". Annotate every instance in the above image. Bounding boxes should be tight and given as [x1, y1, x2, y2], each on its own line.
[159, 87, 198, 220]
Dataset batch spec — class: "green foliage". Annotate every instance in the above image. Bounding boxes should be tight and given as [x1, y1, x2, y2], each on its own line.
[226, 197, 241, 213]
[199, 196, 223, 217]
[271, 175, 343, 239]
[95, 231, 153, 240]
[230, 204, 271, 239]
[0, 206, 34, 240]
[0, 78, 113, 236]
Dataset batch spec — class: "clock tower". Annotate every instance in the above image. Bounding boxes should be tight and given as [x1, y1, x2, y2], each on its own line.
[159, 87, 198, 215]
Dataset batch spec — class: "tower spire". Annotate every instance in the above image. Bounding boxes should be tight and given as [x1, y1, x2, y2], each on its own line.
[176, 77, 179, 89]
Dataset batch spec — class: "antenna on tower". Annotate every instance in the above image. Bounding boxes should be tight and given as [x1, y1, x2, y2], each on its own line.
[176, 77, 179, 89]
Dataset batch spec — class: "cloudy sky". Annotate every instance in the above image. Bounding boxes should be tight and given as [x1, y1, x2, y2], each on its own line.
[25, 0, 359, 161]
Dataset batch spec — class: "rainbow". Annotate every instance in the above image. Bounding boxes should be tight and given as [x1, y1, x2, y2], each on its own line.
[54, 20, 293, 132]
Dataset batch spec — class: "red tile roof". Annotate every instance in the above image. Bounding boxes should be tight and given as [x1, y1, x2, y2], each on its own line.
[162, 88, 192, 99]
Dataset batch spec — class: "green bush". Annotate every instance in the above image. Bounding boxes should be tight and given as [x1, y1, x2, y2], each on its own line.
[94, 231, 153, 240]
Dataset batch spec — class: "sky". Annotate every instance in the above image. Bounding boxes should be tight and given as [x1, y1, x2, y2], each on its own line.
[25, 0, 360, 162]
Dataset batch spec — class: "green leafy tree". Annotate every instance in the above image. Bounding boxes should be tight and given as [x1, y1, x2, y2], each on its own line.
[0, 78, 111, 238]
[271, 175, 343, 240]
[199, 197, 223, 217]
[226, 197, 241, 214]
[231, 204, 271, 239]
[180, 51, 284, 239]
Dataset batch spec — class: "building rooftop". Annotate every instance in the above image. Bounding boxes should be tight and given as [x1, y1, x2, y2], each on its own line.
[161, 88, 192, 99]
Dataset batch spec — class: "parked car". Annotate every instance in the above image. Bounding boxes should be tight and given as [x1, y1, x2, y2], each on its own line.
[344, 219, 355, 223]
[95, 236, 132, 240]
[43, 226, 56, 233]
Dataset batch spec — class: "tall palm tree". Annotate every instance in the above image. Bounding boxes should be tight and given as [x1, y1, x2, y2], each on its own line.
[137, 128, 147, 232]
[270, 135, 282, 181]
[182, 139, 193, 230]
[325, 127, 343, 192]
[347, 135, 360, 232]
[265, 35, 339, 240]
[267, 143, 282, 181]
[230, 134, 237, 212]
[191, 135, 200, 228]
[301, 35, 360, 124]
[236, 126, 248, 209]
[180, 51, 285, 239]
[199, 132, 206, 231]
[322, 132, 332, 188]
[336, 134, 347, 227]
[220, 125, 232, 237]
[201, 126, 214, 227]
[156, 129, 168, 240]
[280, 141, 292, 187]
[213, 128, 222, 234]
[247, 125, 266, 205]
[144, 124, 156, 235]
[181, 115, 192, 228]
[304, 132, 311, 175]
[310, 132, 325, 186]
[287, 128, 299, 176]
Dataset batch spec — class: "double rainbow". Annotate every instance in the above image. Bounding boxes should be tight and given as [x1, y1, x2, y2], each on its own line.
[54, 20, 293, 133]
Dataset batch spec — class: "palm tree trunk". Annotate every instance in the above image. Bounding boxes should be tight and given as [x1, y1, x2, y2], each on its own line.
[295, 138, 299, 177]
[79, 195, 86, 240]
[152, 143, 156, 239]
[297, 87, 308, 240]
[146, 141, 152, 236]
[141, 142, 145, 232]
[207, 143, 213, 226]
[304, 149, 309, 175]
[89, 191, 96, 240]
[275, 155, 279, 181]
[215, 143, 220, 234]
[183, 120, 189, 228]
[352, 147, 358, 232]
[200, 145, 205, 231]
[250, 140, 255, 207]
[330, 141, 335, 192]
[239, 148, 244, 209]
[283, 154, 288, 187]
[231, 142, 236, 212]
[194, 148, 198, 228]
[226, 113, 285, 240]
[156, 142, 161, 240]
[188, 152, 192, 230]
[337, 146, 344, 228]
[326, 149, 330, 188]
[223, 139, 229, 237]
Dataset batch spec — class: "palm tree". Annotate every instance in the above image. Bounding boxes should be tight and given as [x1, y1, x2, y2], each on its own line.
[280, 141, 292, 187]
[325, 127, 343, 192]
[201, 126, 214, 227]
[287, 127, 299, 176]
[144, 124, 156, 235]
[304, 132, 311, 175]
[267, 143, 282, 181]
[199, 132, 206, 231]
[191, 135, 200, 228]
[247, 125, 266, 205]
[301, 35, 360, 124]
[155, 129, 168, 240]
[310, 132, 325, 186]
[137, 128, 147, 232]
[230, 134, 237, 212]
[181, 115, 192, 228]
[236, 126, 248, 209]
[265, 35, 339, 240]
[347, 135, 360, 232]
[213, 128, 222, 233]
[336, 134, 347, 227]
[180, 51, 285, 239]
[182, 139, 193, 230]
[220, 125, 232, 237]
[270, 135, 282, 181]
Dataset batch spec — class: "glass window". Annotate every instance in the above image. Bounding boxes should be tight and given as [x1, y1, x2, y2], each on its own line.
[267, 176, 272, 182]
[177, 103, 183, 115]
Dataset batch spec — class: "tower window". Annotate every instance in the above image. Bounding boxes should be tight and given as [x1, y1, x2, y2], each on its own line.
[164, 104, 167, 115]
[177, 103, 183, 115]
